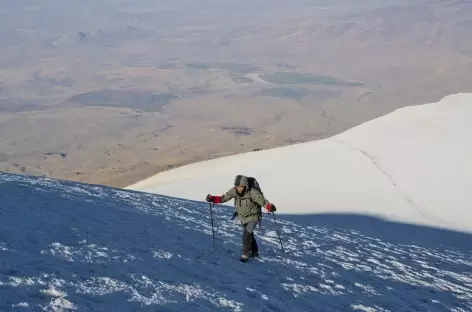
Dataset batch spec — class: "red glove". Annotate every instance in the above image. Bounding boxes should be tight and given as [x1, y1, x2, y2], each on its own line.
[265, 203, 276, 212]
[206, 194, 222, 203]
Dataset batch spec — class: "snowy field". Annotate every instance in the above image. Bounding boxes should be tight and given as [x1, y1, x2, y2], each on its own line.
[127, 93, 472, 235]
[1, 172, 472, 311]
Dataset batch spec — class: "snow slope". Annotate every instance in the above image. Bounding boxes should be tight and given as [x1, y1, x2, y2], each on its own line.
[1, 172, 472, 311]
[127, 93, 472, 234]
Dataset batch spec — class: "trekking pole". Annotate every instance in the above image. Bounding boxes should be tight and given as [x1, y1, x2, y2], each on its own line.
[272, 212, 285, 253]
[209, 202, 216, 245]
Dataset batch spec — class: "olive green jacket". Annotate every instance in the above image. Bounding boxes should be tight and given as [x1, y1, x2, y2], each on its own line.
[219, 187, 269, 224]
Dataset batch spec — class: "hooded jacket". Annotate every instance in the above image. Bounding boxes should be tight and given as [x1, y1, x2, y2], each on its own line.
[218, 175, 270, 224]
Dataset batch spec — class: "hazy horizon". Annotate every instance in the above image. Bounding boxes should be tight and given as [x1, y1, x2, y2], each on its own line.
[1, 0, 472, 186]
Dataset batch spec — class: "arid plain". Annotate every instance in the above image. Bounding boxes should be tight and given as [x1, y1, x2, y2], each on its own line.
[1, 0, 471, 187]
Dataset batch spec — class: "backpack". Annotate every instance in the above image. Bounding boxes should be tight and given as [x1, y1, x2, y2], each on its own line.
[247, 177, 263, 205]
[248, 177, 263, 224]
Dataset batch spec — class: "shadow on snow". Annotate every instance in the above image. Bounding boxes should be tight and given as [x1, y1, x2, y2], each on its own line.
[0, 173, 471, 311]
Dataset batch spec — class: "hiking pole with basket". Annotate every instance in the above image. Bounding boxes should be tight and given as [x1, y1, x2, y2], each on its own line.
[271, 212, 285, 253]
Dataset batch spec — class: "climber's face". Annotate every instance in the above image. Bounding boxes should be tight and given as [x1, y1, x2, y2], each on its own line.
[235, 185, 246, 195]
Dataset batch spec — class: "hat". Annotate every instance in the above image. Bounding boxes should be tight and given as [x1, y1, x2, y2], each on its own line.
[234, 175, 248, 187]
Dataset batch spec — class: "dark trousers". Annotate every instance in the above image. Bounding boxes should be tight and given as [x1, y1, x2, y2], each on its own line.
[242, 221, 258, 256]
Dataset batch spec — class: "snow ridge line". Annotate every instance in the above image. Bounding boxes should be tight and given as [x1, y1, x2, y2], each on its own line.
[333, 139, 428, 218]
